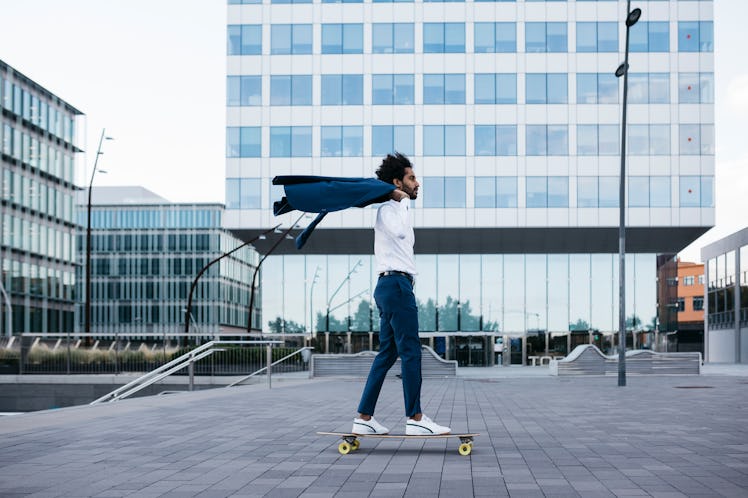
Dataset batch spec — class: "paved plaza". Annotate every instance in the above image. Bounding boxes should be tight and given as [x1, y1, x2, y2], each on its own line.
[1, 367, 748, 497]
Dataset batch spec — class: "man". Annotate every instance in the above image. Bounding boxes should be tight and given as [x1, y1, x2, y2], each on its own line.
[352, 153, 451, 436]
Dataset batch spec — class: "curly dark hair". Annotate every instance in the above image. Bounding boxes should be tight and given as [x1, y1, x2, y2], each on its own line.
[375, 152, 413, 185]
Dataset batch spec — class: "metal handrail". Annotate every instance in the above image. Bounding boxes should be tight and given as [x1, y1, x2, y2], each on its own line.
[227, 347, 314, 387]
[89, 340, 282, 404]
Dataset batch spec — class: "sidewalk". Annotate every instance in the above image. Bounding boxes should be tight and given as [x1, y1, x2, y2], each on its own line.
[0, 369, 747, 497]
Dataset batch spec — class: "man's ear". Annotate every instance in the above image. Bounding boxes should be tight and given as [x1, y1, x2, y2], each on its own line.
[393, 178, 403, 189]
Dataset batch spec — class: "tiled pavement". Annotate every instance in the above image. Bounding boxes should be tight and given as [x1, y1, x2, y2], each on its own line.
[1, 368, 748, 497]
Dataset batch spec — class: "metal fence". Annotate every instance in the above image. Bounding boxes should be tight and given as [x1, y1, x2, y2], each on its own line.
[0, 333, 312, 376]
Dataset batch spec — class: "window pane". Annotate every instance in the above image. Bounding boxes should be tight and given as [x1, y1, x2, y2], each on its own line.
[598, 22, 618, 52]
[444, 74, 465, 104]
[577, 125, 598, 155]
[475, 74, 495, 104]
[650, 176, 670, 207]
[372, 126, 393, 156]
[629, 176, 650, 207]
[291, 127, 312, 157]
[423, 177, 444, 208]
[526, 74, 546, 104]
[649, 125, 670, 155]
[270, 127, 291, 157]
[649, 22, 669, 52]
[547, 74, 567, 103]
[271, 25, 292, 54]
[526, 125, 546, 156]
[342, 75, 363, 105]
[649, 73, 670, 104]
[598, 125, 619, 156]
[474, 177, 495, 208]
[496, 74, 517, 104]
[475, 126, 496, 156]
[577, 74, 597, 104]
[372, 75, 392, 104]
[576, 22, 597, 52]
[496, 125, 517, 156]
[394, 23, 414, 53]
[679, 176, 700, 207]
[423, 126, 444, 156]
[423, 74, 444, 104]
[342, 24, 363, 54]
[496, 177, 517, 207]
[321, 126, 341, 156]
[547, 23, 567, 52]
[598, 73, 618, 104]
[322, 24, 342, 53]
[547, 177, 568, 207]
[342, 126, 363, 156]
[293, 25, 312, 54]
[292, 75, 312, 105]
[678, 73, 699, 104]
[444, 125, 465, 156]
[394, 74, 415, 104]
[680, 124, 700, 155]
[372, 23, 393, 53]
[444, 177, 466, 208]
[475, 23, 495, 53]
[547, 125, 568, 155]
[496, 22, 516, 52]
[599, 177, 619, 208]
[423, 23, 444, 53]
[526, 177, 546, 207]
[679, 21, 699, 52]
[577, 176, 598, 207]
[321, 75, 342, 105]
[393, 125, 415, 156]
[444, 23, 465, 53]
[525, 23, 546, 52]
[701, 176, 714, 207]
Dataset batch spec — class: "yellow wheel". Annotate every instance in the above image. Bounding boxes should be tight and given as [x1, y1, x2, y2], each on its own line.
[338, 442, 351, 455]
[351, 439, 360, 450]
[458, 443, 472, 456]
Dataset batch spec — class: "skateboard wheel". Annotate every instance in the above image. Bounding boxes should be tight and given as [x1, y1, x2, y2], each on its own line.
[338, 442, 351, 455]
[458, 443, 472, 456]
[351, 439, 360, 450]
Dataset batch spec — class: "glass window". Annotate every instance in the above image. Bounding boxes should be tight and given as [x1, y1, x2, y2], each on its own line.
[526, 125, 547, 156]
[226, 178, 240, 209]
[475, 74, 516, 104]
[227, 25, 261, 55]
[372, 125, 415, 156]
[547, 177, 568, 207]
[322, 24, 363, 54]
[496, 177, 517, 208]
[577, 125, 598, 156]
[372, 23, 414, 53]
[474, 177, 495, 208]
[679, 21, 713, 52]
[475, 22, 516, 53]
[321, 74, 363, 105]
[548, 125, 568, 155]
[423, 177, 445, 208]
[271, 24, 312, 55]
[227, 76, 261, 106]
[240, 178, 262, 209]
[475, 125, 516, 156]
[372, 74, 414, 105]
[270, 75, 312, 106]
[424, 74, 465, 104]
[631, 22, 669, 52]
[679, 72, 714, 104]
[628, 176, 649, 207]
[650, 176, 670, 207]
[577, 176, 598, 207]
[599, 125, 619, 156]
[444, 177, 466, 208]
[577, 73, 618, 104]
[526, 177, 547, 208]
[423, 125, 465, 156]
[679, 124, 700, 155]
[577, 22, 618, 52]
[679, 176, 700, 207]
[226, 127, 261, 158]
[424, 23, 465, 53]
[599, 177, 619, 208]
[270, 126, 312, 157]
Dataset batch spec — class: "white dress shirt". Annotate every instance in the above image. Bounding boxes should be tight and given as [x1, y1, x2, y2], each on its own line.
[374, 198, 416, 275]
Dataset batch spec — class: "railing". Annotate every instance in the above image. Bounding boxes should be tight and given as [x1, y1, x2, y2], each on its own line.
[90, 340, 283, 404]
[0, 333, 311, 376]
[227, 347, 314, 388]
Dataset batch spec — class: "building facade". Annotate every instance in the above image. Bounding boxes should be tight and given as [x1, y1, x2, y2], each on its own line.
[1, 59, 82, 335]
[76, 187, 260, 335]
[224, 0, 715, 364]
[702, 228, 748, 364]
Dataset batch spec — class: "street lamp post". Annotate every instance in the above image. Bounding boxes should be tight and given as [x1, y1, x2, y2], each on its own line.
[85, 129, 113, 336]
[308, 266, 320, 336]
[325, 259, 362, 331]
[615, 2, 642, 387]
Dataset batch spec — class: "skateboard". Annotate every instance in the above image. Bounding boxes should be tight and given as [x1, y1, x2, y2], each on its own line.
[317, 431, 479, 456]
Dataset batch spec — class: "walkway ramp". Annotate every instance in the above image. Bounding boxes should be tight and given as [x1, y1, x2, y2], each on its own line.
[310, 345, 456, 378]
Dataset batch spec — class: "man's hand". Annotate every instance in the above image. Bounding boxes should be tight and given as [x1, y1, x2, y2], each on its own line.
[391, 189, 409, 201]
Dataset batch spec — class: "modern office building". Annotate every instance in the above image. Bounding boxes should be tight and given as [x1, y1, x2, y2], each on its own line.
[224, 0, 715, 364]
[656, 256, 704, 354]
[702, 227, 748, 364]
[1, 59, 82, 335]
[76, 187, 260, 335]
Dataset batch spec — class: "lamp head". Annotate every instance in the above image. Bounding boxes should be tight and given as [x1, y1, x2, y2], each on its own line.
[615, 63, 628, 78]
[626, 8, 642, 27]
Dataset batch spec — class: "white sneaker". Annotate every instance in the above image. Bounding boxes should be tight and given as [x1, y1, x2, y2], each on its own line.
[406, 415, 451, 435]
[352, 416, 389, 435]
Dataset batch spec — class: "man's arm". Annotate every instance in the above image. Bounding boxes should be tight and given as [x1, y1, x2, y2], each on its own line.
[377, 191, 409, 240]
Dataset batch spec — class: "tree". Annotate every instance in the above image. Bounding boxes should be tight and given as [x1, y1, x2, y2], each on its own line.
[569, 318, 590, 331]
[267, 317, 305, 334]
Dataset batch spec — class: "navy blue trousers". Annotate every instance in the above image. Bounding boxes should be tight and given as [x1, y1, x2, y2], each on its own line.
[357, 274, 422, 417]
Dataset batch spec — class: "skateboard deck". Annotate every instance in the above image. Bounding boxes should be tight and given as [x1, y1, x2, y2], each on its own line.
[317, 431, 479, 456]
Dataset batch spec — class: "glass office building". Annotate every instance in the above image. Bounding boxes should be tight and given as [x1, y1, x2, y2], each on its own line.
[224, 0, 715, 364]
[702, 228, 748, 364]
[76, 187, 260, 335]
[1, 59, 82, 335]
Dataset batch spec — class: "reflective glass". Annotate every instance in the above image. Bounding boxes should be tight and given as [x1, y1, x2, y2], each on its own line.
[423, 177, 444, 208]
[679, 176, 700, 207]
[678, 21, 699, 52]
[576, 74, 597, 104]
[678, 73, 700, 103]
[474, 177, 495, 207]
[474, 126, 496, 156]
[599, 177, 619, 208]
[496, 177, 517, 207]
[240, 127, 261, 157]
[240, 178, 261, 209]
[526, 255, 547, 332]
[444, 177, 466, 208]
[569, 254, 591, 330]
[576, 23, 597, 53]
[650, 176, 670, 207]
[577, 176, 598, 207]
[628, 176, 650, 207]
[701, 176, 714, 207]
[590, 255, 614, 331]
[649, 125, 670, 155]
[547, 74, 567, 103]
[496, 74, 517, 104]
[577, 125, 598, 155]
[503, 255, 524, 331]
[444, 126, 466, 156]
[599, 125, 619, 155]
[271, 25, 292, 54]
[679, 124, 700, 155]
[526, 125, 547, 156]
[423, 126, 445, 156]
[547, 126, 568, 155]
[526, 177, 547, 207]
[547, 177, 568, 207]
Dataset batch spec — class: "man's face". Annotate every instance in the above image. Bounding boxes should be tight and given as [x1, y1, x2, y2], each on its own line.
[395, 167, 420, 200]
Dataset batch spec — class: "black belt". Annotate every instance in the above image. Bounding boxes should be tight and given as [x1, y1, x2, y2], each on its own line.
[379, 270, 414, 285]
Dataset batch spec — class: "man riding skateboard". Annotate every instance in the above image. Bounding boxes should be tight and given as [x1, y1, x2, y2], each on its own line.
[352, 153, 451, 436]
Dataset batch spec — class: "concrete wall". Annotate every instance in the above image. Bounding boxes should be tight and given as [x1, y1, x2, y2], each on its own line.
[0, 375, 249, 412]
[707, 329, 736, 363]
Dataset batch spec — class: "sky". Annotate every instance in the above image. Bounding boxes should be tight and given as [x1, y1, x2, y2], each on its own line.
[0, 0, 746, 263]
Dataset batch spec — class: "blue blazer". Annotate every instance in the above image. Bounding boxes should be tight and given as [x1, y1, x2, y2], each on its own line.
[273, 175, 395, 249]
